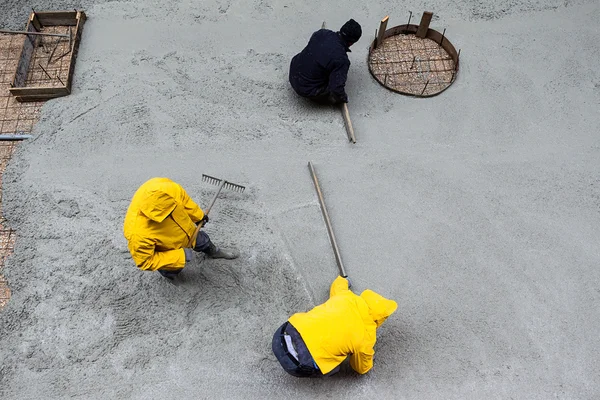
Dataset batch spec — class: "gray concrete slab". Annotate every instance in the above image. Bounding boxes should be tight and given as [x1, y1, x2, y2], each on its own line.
[0, 0, 599, 398]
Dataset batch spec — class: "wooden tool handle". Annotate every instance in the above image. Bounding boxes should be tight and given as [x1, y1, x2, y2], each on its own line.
[342, 103, 356, 144]
[186, 180, 226, 248]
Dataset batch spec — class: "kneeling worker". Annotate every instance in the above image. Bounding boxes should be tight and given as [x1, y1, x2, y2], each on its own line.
[272, 276, 397, 377]
[289, 19, 362, 104]
[123, 177, 239, 279]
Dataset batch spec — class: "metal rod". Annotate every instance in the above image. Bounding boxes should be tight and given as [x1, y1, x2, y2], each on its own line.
[307, 161, 347, 278]
[38, 63, 52, 79]
[0, 135, 32, 141]
[47, 37, 61, 65]
[341, 103, 356, 144]
[440, 28, 446, 46]
[407, 11, 413, 28]
[421, 79, 430, 95]
[456, 49, 461, 68]
[56, 74, 66, 86]
[0, 29, 70, 38]
[373, 29, 378, 49]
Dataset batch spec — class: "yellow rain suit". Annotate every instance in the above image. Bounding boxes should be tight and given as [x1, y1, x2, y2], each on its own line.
[288, 276, 398, 374]
[123, 177, 205, 272]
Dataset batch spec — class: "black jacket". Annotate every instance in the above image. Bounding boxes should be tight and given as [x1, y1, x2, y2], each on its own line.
[289, 29, 351, 102]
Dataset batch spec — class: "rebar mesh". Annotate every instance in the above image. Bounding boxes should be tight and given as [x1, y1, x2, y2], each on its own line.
[24, 25, 73, 88]
[369, 34, 456, 96]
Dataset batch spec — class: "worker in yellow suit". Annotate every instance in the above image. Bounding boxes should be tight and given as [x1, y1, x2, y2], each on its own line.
[123, 177, 239, 279]
[272, 276, 397, 377]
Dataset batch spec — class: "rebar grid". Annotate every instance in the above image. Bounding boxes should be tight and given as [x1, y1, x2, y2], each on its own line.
[0, 34, 44, 136]
[0, 219, 15, 309]
[369, 34, 456, 96]
[25, 25, 73, 88]
[0, 33, 46, 310]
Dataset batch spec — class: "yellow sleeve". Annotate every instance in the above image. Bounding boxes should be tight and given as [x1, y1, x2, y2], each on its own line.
[129, 235, 186, 271]
[349, 345, 374, 374]
[329, 275, 350, 298]
[179, 186, 205, 223]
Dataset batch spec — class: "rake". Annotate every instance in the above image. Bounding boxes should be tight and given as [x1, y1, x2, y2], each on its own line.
[186, 174, 246, 248]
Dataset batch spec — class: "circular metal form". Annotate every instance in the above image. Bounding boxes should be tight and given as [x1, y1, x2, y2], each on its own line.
[368, 24, 459, 97]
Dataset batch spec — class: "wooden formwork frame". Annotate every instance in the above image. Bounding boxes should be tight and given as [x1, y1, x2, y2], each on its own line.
[368, 15, 460, 98]
[9, 10, 86, 102]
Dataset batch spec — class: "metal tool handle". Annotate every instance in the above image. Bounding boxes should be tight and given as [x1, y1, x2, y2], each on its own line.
[187, 180, 226, 248]
[0, 29, 70, 38]
[308, 161, 347, 278]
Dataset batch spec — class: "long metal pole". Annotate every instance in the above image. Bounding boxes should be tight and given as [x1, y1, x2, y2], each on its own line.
[0, 134, 32, 141]
[0, 29, 70, 38]
[187, 180, 226, 248]
[308, 161, 347, 278]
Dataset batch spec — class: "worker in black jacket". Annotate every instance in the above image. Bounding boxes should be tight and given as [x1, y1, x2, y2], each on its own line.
[289, 19, 362, 105]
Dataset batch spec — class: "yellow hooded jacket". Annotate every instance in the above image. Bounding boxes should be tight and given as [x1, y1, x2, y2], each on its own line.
[288, 276, 398, 375]
[123, 178, 205, 271]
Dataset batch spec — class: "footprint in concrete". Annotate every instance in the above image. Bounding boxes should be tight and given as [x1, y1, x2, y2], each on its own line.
[57, 199, 80, 218]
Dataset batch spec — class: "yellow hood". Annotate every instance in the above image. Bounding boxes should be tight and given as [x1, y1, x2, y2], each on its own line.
[360, 289, 398, 327]
[139, 190, 177, 222]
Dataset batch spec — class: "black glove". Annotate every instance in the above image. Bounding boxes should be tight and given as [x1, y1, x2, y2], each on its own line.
[343, 276, 352, 289]
[197, 215, 209, 226]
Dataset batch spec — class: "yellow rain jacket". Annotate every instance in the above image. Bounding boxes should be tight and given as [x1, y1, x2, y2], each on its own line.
[123, 177, 205, 272]
[288, 276, 398, 374]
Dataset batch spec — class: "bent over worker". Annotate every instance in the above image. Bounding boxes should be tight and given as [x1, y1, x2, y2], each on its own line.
[272, 276, 397, 377]
[123, 177, 239, 280]
[289, 19, 362, 105]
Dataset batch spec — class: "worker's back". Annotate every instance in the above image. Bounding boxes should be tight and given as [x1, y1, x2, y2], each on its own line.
[288, 276, 397, 374]
[123, 177, 201, 270]
[289, 29, 350, 98]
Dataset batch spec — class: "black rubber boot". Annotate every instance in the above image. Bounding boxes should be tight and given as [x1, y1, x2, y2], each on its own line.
[204, 242, 240, 260]
[158, 269, 181, 280]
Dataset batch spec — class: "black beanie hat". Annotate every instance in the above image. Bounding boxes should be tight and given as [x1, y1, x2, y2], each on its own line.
[340, 19, 362, 43]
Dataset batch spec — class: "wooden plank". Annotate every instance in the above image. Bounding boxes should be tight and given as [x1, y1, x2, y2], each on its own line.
[9, 86, 69, 97]
[35, 11, 79, 27]
[66, 11, 87, 90]
[416, 11, 433, 38]
[30, 12, 42, 31]
[15, 93, 69, 102]
[376, 16, 389, 48]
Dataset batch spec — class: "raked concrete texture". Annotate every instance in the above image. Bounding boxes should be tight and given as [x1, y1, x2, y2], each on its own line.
[0, 0, 599, 399]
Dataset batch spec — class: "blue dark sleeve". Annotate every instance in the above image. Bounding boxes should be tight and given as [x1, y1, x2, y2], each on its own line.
[327, 58, 350, 102]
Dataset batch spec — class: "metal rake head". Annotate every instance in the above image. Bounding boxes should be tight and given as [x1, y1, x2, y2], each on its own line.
[202, 174, 246, 193]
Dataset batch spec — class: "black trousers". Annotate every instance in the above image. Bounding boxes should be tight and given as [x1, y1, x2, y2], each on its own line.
[272, 322, 322, 377]
[158, 232, 213, 278]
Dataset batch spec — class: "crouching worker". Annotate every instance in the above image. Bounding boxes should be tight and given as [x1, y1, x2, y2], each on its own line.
[289, 19, 362, 105]
[123, 177, 239, 280]
[272, 276, 397, 377]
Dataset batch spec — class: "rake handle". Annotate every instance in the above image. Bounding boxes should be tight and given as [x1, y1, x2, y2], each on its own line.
[187, 180, 226, 248]
[308, 161, 347, 278]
